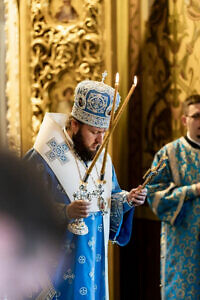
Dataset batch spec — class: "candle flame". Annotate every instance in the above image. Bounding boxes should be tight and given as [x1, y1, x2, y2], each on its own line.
[115, 72, 119, 85]
[133, 75, 137, 86]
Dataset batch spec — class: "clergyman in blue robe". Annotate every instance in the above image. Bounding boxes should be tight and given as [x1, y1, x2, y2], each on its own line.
[25, 78, 147, 300]
[147, 94, 200, 299]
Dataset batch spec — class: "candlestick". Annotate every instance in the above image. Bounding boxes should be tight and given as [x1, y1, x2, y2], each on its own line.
[112, 75, 137, 126]
[140, 155, 167, 189]
[83, 75, 137, 183]
[110, 72, 119, 127]
[100, 73, 119, 179]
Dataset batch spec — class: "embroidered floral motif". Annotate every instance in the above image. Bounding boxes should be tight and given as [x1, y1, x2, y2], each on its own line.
[54, 291, 61, 299]
[79, 287, 88, 296]
[87, 92, 108, 114]
[45, 138, 69, 165]
[88, 237, 95, 250]
[96, 254, 101, 262]
[89, 267, 95, 280]
[78, 255, 86, 264]
[72, 108, 108, 128]
[97, 224, 103, 232]
[63, 269, 75, 284]
[64, 240, 75, 254]
[72, 80, 120, 129]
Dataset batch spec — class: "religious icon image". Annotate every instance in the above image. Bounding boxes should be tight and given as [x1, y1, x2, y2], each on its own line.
[54, 0, 78, 23]
[50, 86, 74, 114]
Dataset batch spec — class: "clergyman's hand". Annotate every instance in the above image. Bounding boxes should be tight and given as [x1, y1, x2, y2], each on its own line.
[127, 185, 147, 207]
[66, 200, 91, 219]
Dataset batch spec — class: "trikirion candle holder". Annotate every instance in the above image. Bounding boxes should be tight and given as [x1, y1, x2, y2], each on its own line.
[67, 182, 91, 235]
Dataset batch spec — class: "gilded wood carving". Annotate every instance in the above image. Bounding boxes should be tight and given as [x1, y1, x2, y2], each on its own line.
[30, 0, 104, 140]
[143, 0, 200, 162]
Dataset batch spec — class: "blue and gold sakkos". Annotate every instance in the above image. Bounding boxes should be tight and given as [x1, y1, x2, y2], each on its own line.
[147, 136, 200, 299]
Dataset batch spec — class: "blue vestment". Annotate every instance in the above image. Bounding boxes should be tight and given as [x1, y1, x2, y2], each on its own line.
[25, 148, 134, 300]
[147, 137, 200, 299]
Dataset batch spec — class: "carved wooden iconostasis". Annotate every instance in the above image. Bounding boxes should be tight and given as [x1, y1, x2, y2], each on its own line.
[19, 0, 115, 154]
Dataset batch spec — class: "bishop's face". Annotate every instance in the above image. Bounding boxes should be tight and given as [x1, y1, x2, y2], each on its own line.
[182, 103, 200, 143]
[72, 123, 106, 162]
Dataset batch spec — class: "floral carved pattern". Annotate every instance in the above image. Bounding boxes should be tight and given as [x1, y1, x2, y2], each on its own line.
[30, 0, 104, 140]
[143, 0, 200, 163]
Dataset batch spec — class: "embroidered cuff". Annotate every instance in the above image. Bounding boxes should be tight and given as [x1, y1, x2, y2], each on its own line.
[122, 191, 134, 213]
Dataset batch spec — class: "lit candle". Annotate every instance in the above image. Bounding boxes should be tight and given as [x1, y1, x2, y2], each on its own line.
[110, 72, 119, 126]
[83, 75, 138, 183]
[113, 75, 137, 126]
[100, 73, 119, 180]
[115, 72, 119, 85]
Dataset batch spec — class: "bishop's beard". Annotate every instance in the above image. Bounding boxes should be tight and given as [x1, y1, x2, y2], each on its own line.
[72, 128, 98, 162]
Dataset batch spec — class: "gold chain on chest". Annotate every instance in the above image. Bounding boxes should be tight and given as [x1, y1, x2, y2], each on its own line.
[63, 127, 109, 214]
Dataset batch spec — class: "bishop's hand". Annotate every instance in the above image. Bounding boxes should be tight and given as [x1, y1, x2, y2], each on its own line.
[127, 185, 147, 207]
[66, 200, 91, 219]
